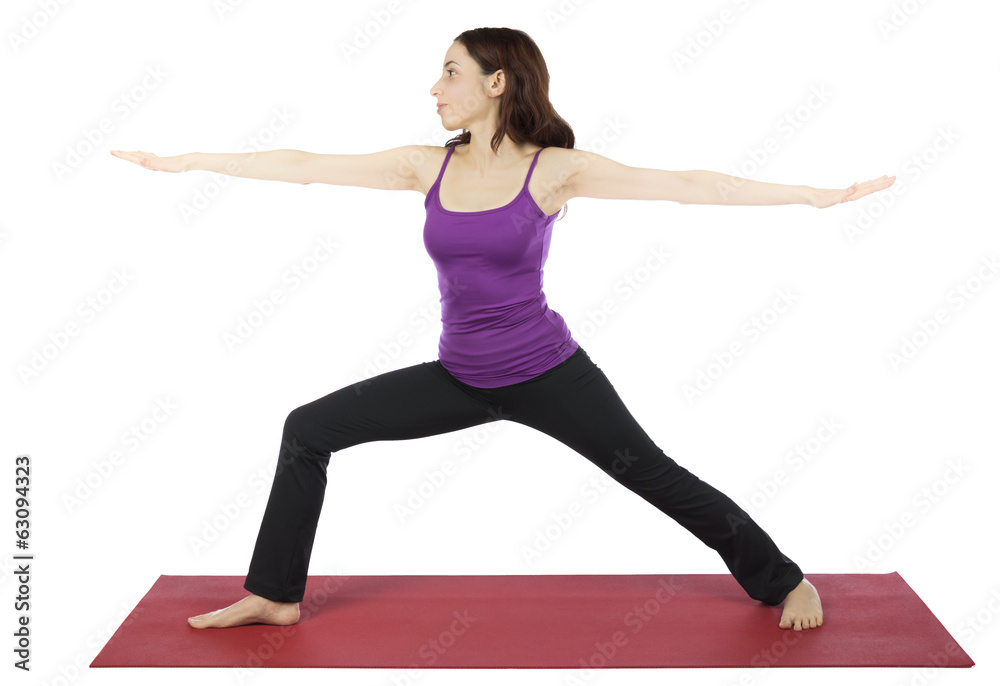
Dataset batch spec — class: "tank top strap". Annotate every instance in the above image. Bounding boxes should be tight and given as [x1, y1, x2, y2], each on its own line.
[432, 145, 457, 194]
[523, 147, 546, 190]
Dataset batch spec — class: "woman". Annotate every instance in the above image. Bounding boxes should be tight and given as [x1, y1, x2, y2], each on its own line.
[112, 27, 893, 634]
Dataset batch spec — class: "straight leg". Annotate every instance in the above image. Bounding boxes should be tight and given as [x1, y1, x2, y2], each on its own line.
[488, 346, 804, 606]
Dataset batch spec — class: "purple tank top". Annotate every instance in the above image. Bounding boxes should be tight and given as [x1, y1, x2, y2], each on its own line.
[423, 144, 579, 388]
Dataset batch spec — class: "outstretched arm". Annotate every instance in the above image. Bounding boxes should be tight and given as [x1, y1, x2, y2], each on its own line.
[678, 169, 895, 208]
[563, 149, 895, 208]
[110, 145, 425, 190]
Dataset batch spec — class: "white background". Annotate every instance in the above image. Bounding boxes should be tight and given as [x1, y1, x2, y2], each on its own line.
[2, 0, 998, 684]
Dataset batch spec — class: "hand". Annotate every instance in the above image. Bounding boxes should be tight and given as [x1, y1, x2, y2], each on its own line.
[811, 175, 896, 209]
[110, 149, 186, 173]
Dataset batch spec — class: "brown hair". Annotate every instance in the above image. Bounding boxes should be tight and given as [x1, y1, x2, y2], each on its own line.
[445, 27, 575, 219]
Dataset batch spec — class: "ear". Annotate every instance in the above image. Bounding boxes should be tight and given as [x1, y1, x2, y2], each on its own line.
[488, 68, 505, 97]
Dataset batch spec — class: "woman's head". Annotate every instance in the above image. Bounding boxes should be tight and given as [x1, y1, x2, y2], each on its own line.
[430, 27, 574, 154]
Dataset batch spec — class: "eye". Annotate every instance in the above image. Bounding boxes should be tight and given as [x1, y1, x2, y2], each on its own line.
[447, 69, 456, 76]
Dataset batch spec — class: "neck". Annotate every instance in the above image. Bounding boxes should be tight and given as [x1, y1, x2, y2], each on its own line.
[459, 120, 533, 177]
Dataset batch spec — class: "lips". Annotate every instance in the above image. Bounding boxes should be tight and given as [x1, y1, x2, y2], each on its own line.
[437, 104, 447, 111]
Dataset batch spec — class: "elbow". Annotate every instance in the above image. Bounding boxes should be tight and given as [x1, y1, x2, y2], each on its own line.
[666, 170, 694, 205]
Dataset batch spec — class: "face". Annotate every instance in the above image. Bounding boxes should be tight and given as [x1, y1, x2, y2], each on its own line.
[429, 41, 505, 131]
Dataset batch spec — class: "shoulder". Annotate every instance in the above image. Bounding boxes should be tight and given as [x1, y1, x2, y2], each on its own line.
[534, 146, 591, 180]
[531, 146, 588, 203]
[409, 145, 455, 195]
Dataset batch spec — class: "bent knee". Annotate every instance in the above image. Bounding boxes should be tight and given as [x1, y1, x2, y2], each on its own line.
[282, 404, 332, 458]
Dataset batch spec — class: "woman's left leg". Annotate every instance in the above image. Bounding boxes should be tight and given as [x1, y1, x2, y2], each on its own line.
[485, 345, 804, 606]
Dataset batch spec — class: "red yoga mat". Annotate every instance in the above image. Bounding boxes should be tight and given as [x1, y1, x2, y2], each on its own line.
[90, 572, 974, 669]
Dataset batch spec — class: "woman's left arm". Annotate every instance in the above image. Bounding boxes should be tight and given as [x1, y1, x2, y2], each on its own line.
[684, 169, 896, 208]
[561, 149, 895, 209]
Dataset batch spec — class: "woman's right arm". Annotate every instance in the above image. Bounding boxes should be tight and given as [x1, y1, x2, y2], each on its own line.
[111, 145, 425, 191]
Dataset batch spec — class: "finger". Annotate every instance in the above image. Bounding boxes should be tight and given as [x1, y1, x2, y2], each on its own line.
[113, 151, 142, 164]
[114, 150, 157, 170]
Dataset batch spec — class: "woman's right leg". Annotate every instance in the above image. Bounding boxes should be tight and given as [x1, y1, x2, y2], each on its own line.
[243, 359, 499, 603]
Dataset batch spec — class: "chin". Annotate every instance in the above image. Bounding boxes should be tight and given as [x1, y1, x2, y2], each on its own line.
[438, 112, 463, 130]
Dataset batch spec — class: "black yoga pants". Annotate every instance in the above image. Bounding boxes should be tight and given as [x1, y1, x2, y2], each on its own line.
[244, 345, 804, 605]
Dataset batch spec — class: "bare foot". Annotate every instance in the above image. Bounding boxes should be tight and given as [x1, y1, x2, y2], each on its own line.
[778, 578, 823, 631]
[187, 593, 300, 629]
